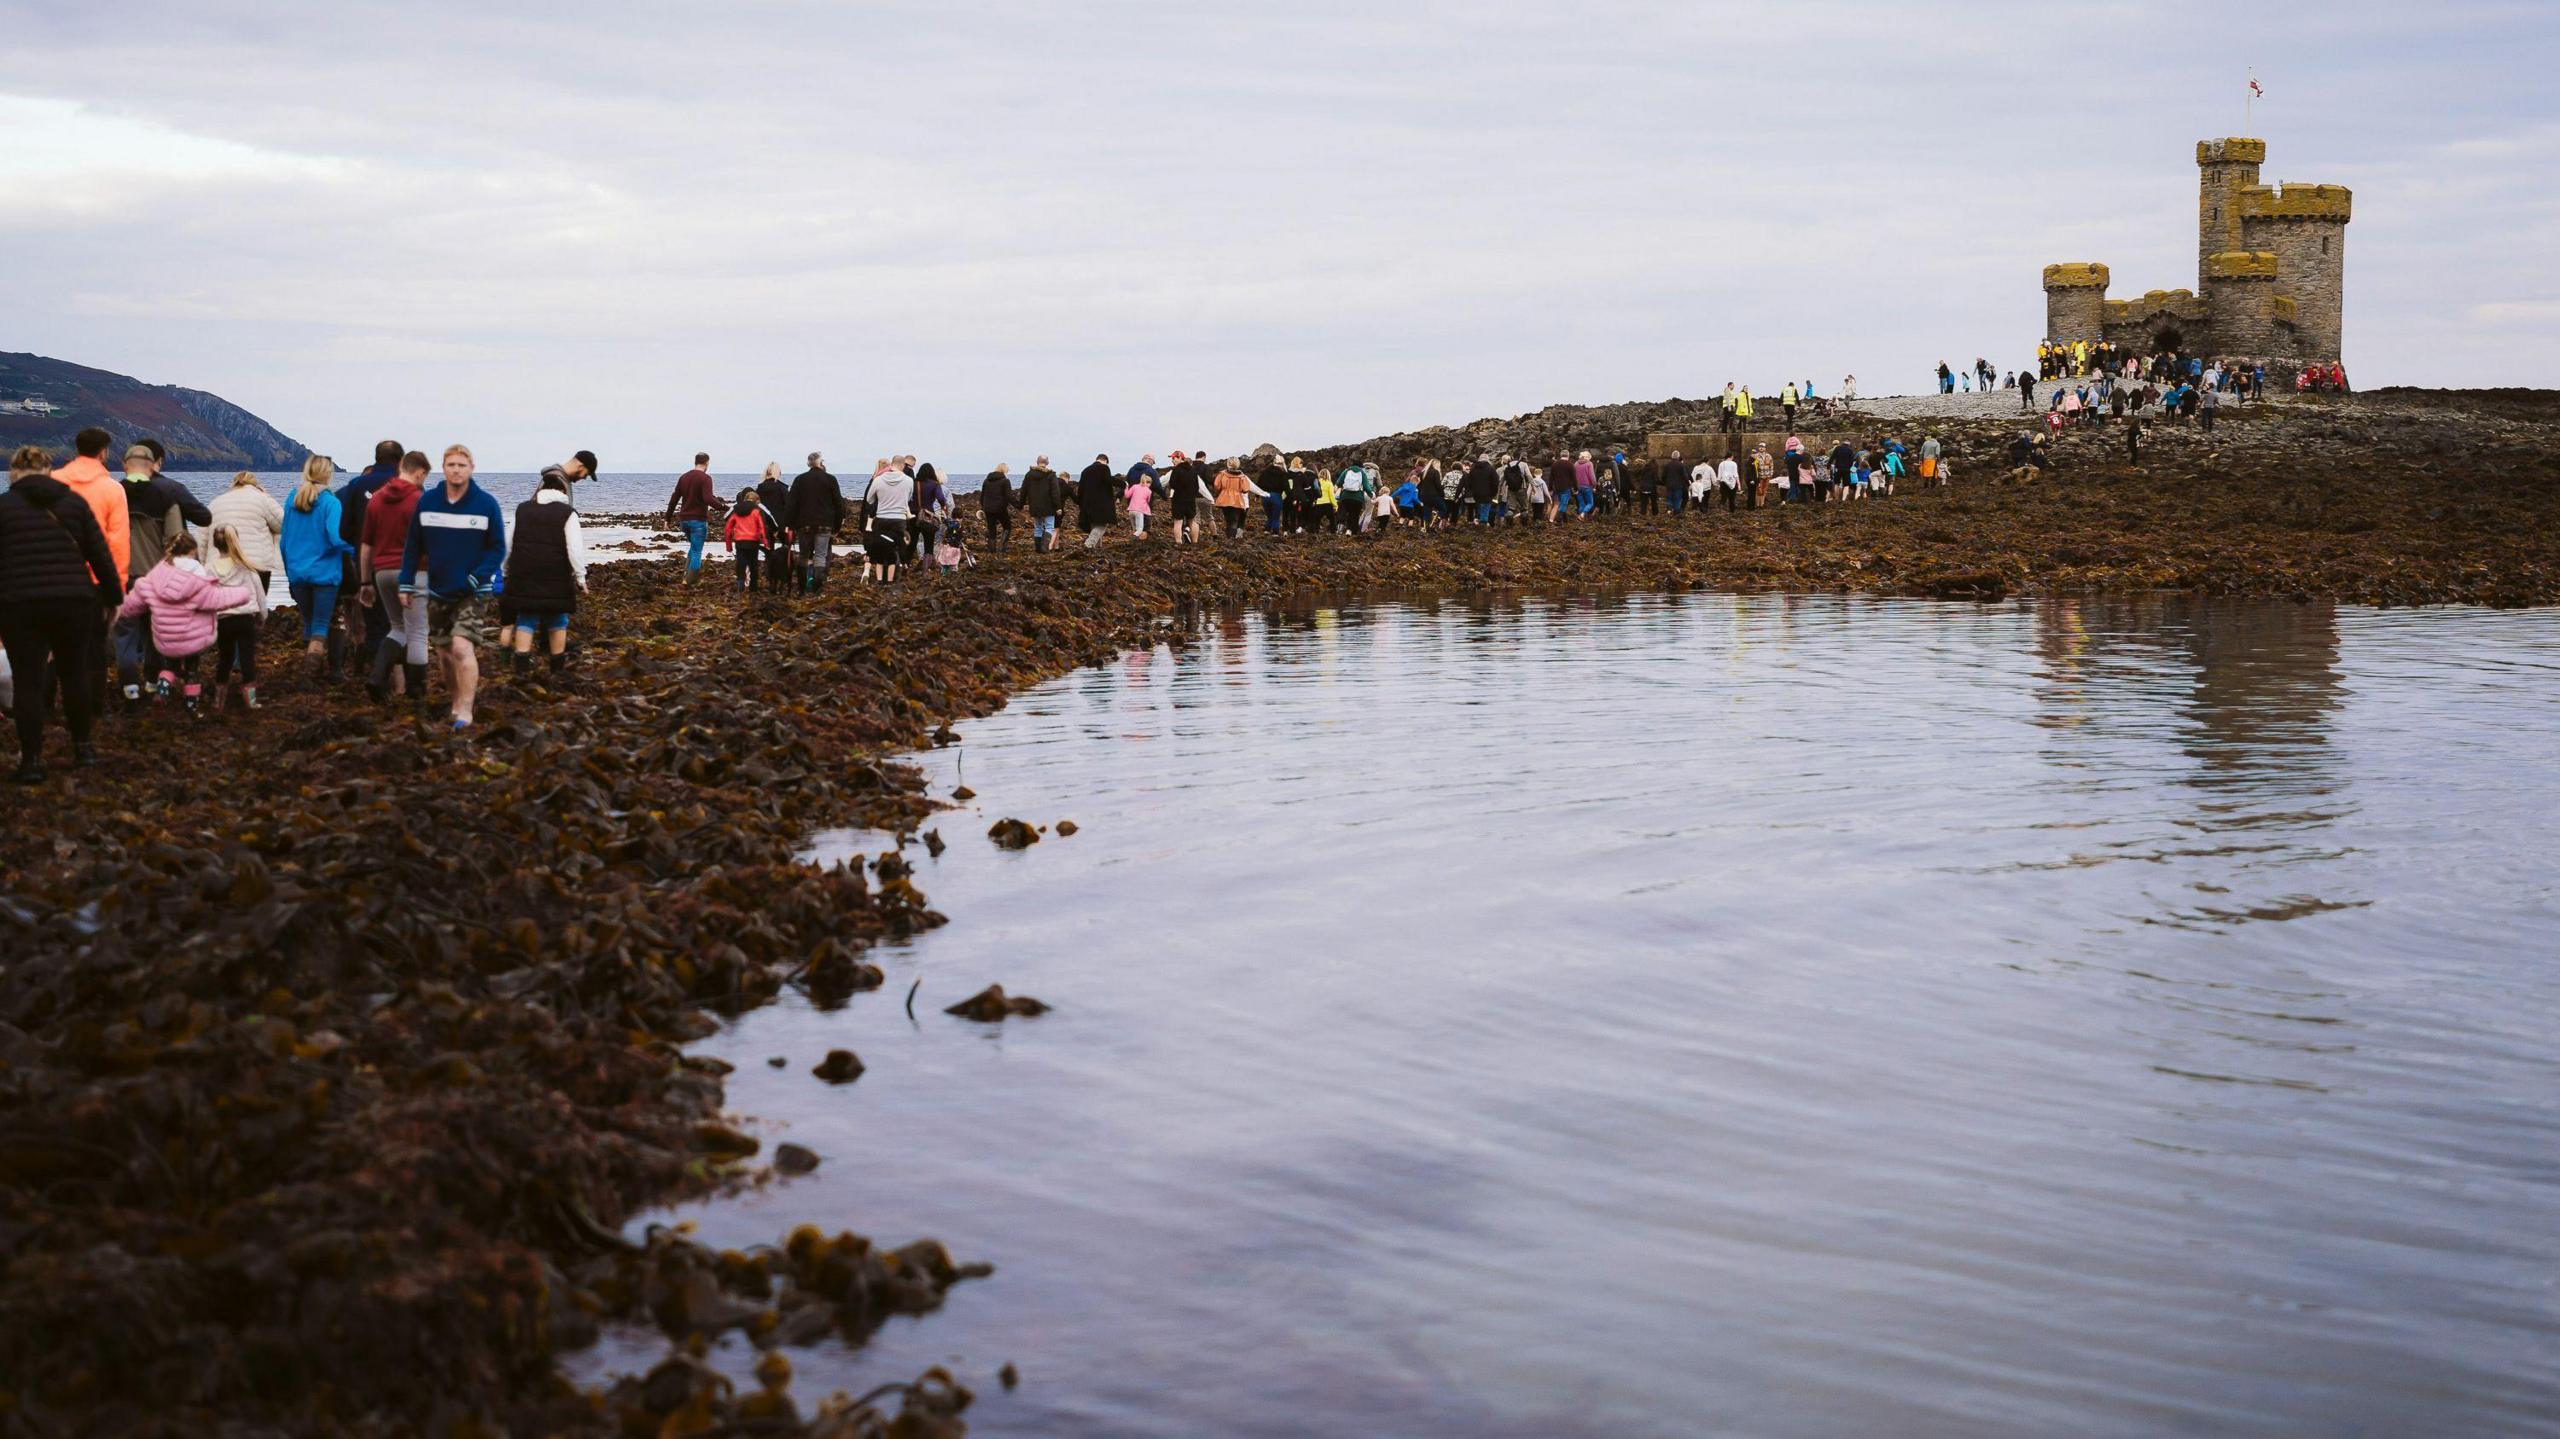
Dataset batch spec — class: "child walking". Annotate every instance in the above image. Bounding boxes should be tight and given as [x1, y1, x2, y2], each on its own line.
[1124, 472, 1153, 538]
[115, 534, 242, 715]
[207, 524, 270, 710]
[934, 515, 973, 574]
[723, 487, 770, 591]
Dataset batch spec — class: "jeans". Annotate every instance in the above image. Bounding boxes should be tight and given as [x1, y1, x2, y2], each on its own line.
[1574, 488, 1594, 516]
[111, 611, 152, 689]
[288, 580, 339, 641]
[681, 519, 708, 572]
[799, 527, 831, 582]
[1474, 501, 1494, 525]
[1032, 515, 1057, 549]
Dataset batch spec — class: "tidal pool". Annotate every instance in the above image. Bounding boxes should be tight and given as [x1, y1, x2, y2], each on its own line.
[594, 593, 2560, 1438]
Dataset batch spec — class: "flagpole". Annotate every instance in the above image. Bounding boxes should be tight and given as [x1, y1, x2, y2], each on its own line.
[2245, 68, 2254, 132]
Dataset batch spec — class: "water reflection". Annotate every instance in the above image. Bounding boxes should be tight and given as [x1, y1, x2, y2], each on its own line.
[585, 594, 2560, 1439]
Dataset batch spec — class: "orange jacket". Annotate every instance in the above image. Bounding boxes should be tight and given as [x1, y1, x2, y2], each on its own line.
[723, 507, 769, 546]
[51, 455, 129, 588]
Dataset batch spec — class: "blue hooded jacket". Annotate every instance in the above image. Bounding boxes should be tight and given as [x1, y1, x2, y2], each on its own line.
[399, 478, 507, 600]
[280, 489, 353, 584]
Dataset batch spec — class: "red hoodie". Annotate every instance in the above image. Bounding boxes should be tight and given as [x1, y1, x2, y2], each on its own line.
[361, 475, 423, 572]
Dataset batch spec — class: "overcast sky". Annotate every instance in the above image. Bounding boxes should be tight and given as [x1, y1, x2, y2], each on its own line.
[4, 1, 2552, 469]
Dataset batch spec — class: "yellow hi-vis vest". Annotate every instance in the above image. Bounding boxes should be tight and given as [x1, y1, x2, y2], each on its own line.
[1736, 389, 1754, 417]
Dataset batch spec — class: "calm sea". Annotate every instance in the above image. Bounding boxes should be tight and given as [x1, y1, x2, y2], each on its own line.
[578, 592, 2560, 1438]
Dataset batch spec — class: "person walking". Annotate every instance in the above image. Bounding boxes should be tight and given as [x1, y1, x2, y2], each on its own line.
[723, 485, 773, 590]
[502, 467, 588, 677]
[281, 457, 354, 675]
[667, 452, 718, 583]
[1, 446, 122, 780]
[205, 525, 268, 711]
[980, 462, 1016, 548]
[1078, 454, 1117, 549]
[911, 459, 946, 568]
[116, 533, 236, 716]
[357, 451, 430, 705]
[337, 440, 403, 679]
[754, 462, 795, 590]
[864, 458, 917, 578]
[1021, 456, 1063, 552]
[208, 468, 284, 588]
[1163, 453, 1202, 543]
[1211, 459, 1258, 539]
[397, 445, 506, 730]
[787, 452, 844, 591]
[1716, 452, 1741, 512]
[110, 443, 210, 706]
[1781, 380, 1800, 430]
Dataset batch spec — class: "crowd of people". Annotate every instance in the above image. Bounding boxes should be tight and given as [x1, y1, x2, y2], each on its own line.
[0, 430, 596, 777]
[3, 346, 2355, 777]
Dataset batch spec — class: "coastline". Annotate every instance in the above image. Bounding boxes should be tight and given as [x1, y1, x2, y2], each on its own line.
[3, 389, 2556, 1434]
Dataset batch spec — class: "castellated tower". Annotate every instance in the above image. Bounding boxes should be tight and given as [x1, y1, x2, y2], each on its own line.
[2041, 263, 2108, 347]
[2195, 138, 2265, 283]
[2035, 137, 2350, 362]
[2238, 179, 2351, 362]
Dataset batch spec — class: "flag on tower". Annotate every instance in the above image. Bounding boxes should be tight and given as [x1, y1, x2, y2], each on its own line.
[2250, 77, 2264, 97]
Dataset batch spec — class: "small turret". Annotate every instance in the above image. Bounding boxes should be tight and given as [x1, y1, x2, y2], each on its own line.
[2041, 262, 2109, 347]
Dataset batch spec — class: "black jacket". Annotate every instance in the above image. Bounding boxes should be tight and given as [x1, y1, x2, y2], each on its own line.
[0, 474, 123, 607]
[756, 476, 792, 533]
[506, 497, 578, 613]
[979, 471, 1014, 516]
[1077, 462, 1116, 526]
[1020, 467, 1061, 518]
[1463, 460, 1498, 502]
[788, 467, 845, 532]
[338, 462, 397, 549]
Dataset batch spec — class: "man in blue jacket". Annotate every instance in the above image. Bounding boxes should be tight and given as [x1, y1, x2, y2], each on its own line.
[399, 444, 506, 729]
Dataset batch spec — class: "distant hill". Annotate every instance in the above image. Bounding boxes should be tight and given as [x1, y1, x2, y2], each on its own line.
[0, 351, 311, 471]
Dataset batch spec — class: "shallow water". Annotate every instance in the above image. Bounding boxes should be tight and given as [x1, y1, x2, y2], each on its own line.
[596, 593, 2560, 1437]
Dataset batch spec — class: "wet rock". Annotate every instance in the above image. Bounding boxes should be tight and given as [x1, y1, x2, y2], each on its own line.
[987, 818, 1040, 849]
[923, 828, 946, 858]
[773, 1143, 821, 1175]
[767, 1055, 788, 1068]
[951, 785, 976, 802]
[812, 1049, 866, 1084]
[1000, 1361, 1020, 1390]
[1054, 819, 1079, 837]
[945, 985, 1051, 1022]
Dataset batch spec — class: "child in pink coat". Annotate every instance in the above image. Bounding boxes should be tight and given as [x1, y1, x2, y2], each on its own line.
[116, 534, 250, 713]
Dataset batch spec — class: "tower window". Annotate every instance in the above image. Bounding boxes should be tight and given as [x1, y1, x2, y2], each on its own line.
[2322, 236, 2331, 255]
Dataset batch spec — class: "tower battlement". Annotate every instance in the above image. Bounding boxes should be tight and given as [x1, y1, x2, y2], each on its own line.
[2038, 137, 2348, 362]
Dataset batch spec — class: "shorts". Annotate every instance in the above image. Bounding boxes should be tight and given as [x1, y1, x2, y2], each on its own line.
[516, 611, 571, 635]
[426, 594, 490, 650]
[873, 518, 909, 551]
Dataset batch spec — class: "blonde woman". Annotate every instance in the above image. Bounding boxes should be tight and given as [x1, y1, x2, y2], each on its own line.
[208, 468, 285, 587]
[281, 455, 353, 667]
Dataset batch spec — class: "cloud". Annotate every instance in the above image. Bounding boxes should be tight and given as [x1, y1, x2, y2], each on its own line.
[2, 0, 2555, 466]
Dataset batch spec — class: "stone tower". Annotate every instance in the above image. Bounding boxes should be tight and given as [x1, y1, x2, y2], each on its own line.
[2041, 263, 2108, 348]
[2195, 138, 2265, 283]
[2036, 137, 2350, 362]
[2239, 180, 2351, 362]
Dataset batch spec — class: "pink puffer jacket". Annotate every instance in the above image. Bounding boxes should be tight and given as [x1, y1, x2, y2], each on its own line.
[116, 559, 242, 659]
